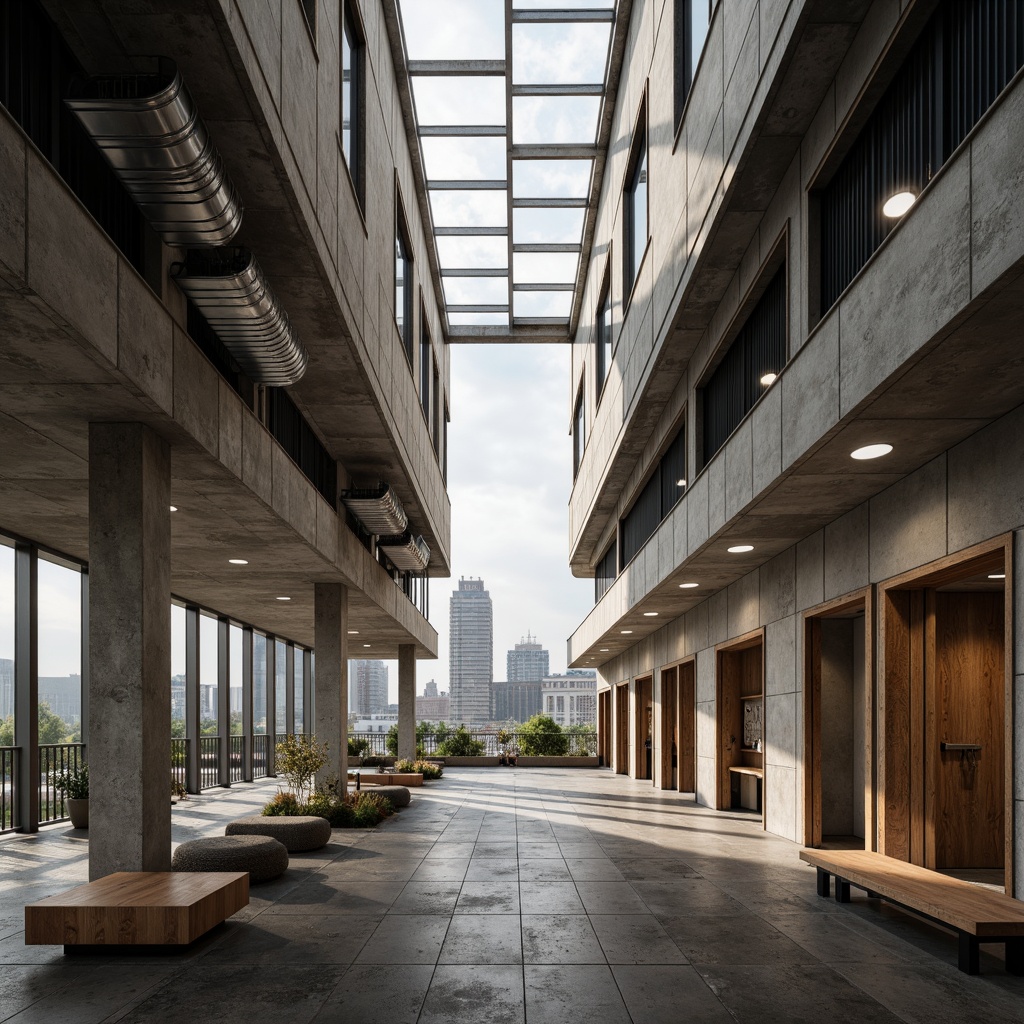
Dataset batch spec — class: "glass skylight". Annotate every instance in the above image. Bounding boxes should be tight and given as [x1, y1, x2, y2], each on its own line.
[396, 0, 618, 338]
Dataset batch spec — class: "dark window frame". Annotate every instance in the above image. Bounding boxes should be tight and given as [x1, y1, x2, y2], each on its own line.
[340, 0, 365, 208]
[623, 105, 649, 305]
[395, 191, 414, 366]
[419, 306, 432, 424]
[595, 270, 613, 400]
[572, 383, 586, 480]
[299, 0, 317, 47]
[674, 0, 716, 128]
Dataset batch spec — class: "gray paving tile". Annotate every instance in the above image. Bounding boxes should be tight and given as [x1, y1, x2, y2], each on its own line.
[439, 914, 523, 964]
[455, 881, 521, 915]
[208, 913, 377, 964]
[661, 912, 816, 965]
[524, 965, 630, 1024]
[589, 914, 687, 965]
[563, 858, 625, 882]
[465, 856, 519, 880]
[519, 881, 586, 915]
[630, 879, 747, 917]
[612, 964, 734, 1023]
[419, 964, 525, 1024]
[411, 858, 471, 881]
[517, 858, 571, 881]
[390, 881, 463, 915]
[522, 915, 605, 965]
[353, 915, 449, 964]
[517, 842, 562, 859]
[263, 878, 398, 915]
[618, 857, 702, 880]
[573, 881, 650, 915]
[310, 965, 434, 1024]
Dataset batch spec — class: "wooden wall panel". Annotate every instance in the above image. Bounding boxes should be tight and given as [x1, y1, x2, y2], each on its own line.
[679, 661, 696, 793]
[882, 591, 912, 861]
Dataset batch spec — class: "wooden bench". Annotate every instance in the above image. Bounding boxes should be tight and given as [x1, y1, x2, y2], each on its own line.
[25, 871, 248, 951]
[800, 849, 1024, 975]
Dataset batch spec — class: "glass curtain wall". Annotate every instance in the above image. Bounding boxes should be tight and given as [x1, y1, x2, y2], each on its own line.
[36, 557, 81, 743]
[0, 542, 13, 738]
[275, 639, 287, 739]
[229, 624, 243, 735]
[254, 633, 268, 734]
[294, 649, 304, 734]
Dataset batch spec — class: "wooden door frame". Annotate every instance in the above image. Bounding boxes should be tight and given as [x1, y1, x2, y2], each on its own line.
[659, 664, 678, 790]
[597, 689, 611, 767]
[614, 682, 629, 774]
[876, 534, 1013, 895]
[634, 674, 653, 780]
[802, 587, 874, 849]
[715, 628, 765, 823]
[658, 656, 696, 793]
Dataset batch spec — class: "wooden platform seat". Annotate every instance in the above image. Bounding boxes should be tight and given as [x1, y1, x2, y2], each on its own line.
[362, 784, 411, 808]
[172, 835, 288, 883]
[225, 815, 332, 852]
[356, 772, 423, 787]
[25, 871, 248, 949]
[800, 849, 1024, 975]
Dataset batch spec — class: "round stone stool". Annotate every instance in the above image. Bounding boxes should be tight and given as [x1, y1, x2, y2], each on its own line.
[171, 835, 289, 883]
[225, 815, 332, 852]
[363, 784, 411, 808]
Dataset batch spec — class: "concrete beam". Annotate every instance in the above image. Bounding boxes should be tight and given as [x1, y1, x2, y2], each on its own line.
[398, 644, 416, 762]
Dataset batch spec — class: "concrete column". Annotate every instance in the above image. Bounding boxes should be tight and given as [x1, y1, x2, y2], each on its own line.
[88, 423, 171, 879]
[397, 644, 416, 761]
[314, 583, 348, 787]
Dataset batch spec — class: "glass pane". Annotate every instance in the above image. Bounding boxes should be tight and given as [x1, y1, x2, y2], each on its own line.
[512, 96, 601, 144]
[514, 291, 573, 317]
[513, 207, 584, 244]
[413, 77, 505, 126]
[294, 652, 304, 734]
[632, 147, 648, 277]
[395, 231, 406, 334]
[691, 1, 711, 77]
[400, 0, 505, 60]
[171, 604, 186, 736]
[447, 311, 509, 326]
[341, 11, 354, 166]
[513, 23, 612, 85]
[436, 235, 508, 268]
[37, 558, 81, 742]
[199, 614, 218, 735]
[513, 159, 592, 197]
[421, 136, 507, 180]
[513, 251, 579, 284]
[253, 633, 267, 734]
[275, 639, 287, 736]
[230, 624, 243, 736]
[444, 276, 508, 305]
[0, 543, 13, 734]
[430, 189, 507, 227]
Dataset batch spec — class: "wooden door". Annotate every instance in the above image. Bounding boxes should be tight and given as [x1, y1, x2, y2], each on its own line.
[660, 667, 678, 790]
[634, 676, 653, 780]
[678, 661, 696, 792]
[615, 683, 629, 773]
[931, 592, 1004, 869]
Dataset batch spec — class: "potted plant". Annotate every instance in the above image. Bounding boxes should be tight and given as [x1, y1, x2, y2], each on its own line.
[53, 762, 89, 829]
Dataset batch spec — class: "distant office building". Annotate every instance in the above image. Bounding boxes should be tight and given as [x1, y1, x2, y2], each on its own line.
[416, 682, 450, 723]
[543, 671, 597, 727]
[491, 680, 543, 724]
[507, 632, 549, 683]
[38, 674, 81, 724]
[352, 713, 397, 733]
[0, 658, 13, 720]
[449, 578, 493, 726]
[170, 675, 186, 722]
[349, 659, 389, 717]
[199, 683, 216, 719]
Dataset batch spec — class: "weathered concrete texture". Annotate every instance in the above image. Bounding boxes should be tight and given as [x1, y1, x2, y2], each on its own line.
[88, 422, 171, 879]
[314, 583, 349, 786]
[398, 643, 416, 762]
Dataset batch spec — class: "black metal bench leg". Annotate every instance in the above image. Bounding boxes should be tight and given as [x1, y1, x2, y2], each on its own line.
[958, 932, 980, 974]
[1005, 938, 1024, 976]
[816, 868, 831, 898]
[834, 878, 851, 904]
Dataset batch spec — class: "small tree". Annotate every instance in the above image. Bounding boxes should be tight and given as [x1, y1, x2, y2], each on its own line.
[566, 723, 598, 755]
[436, 724, 484, 756]
[275, 734, 329, 804]
[518, 714, 568, 756]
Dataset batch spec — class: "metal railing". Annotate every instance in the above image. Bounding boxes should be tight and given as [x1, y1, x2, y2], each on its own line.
[1, 747, 17, 834]
[38, 743, 86, 825]
[252, 733, 272, 779]
[171, 737, 188, 792]
[199, 736, 220, 790]
[349, 729, 598, 758]
[230, 735, 245, 783]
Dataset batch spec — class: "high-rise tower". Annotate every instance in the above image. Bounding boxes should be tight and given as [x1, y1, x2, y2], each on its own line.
[449, 578, 493, 726]
[506, 632, 549, 683]
[349, 660, 389, 717]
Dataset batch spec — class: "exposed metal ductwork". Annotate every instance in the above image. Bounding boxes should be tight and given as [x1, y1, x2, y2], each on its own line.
[171, 248, 308, 386]
[65, 59, 242, 246]
[379, 532, 431, 572]
[341, 484, 409, 536]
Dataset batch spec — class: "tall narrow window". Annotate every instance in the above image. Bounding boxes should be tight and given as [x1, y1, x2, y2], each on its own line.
[395, 202, 413, 364]
[573, 385, 586, 479]
[623, 119, 648, 300]
[595, 275, 612, 398]
[341, 0, 364, 204]
[420, 316, 432, 422]
[674, 1, 715, 125]
[442, 402, 449, 482]
[432, 366, 441, 455]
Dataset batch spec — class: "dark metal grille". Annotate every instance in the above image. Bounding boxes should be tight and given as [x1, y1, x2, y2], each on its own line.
[171, 737, 188, 793]
[595, 540, 618, 602]
[199, 736, 219, 791]
[820, 0, 1024, 312]
[266, 386, 338, 507]
[38, 742, 85, 825]
[702, 268, 786, 464]
[1, 747, 17, 833]
[252, 733, 271, 779]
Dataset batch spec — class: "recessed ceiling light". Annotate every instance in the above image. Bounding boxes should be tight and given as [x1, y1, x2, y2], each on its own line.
[276, 596, 291, 601]
[169, 505, 178, 512]
[348, 630, 359, 634]
[621, 630, 633, 634]
[760, 372, 777, 386]
[679, 582, 699, 589]
[362, 643, 371, 647]
[851, 443, 893, 460]
[643, 611, 659, 617]
[676, 478, 686, 487]
[228, 558, 248, 565]
[882, 190, 916, 217]
[727, 545, 753, 554]
[988, 573, 1006, 580]
[599, 648, 609, 652]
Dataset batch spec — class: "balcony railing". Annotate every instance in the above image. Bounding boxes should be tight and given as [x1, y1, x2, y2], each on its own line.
[38, 743, 86, 825]
[350, 730, 598, 758]
[1, 746, 16, 834]
[171, 737, 188, 792]
[230, 735, 245, 783]
[252, 733, 272, 779]
[199, 736, 220, 790]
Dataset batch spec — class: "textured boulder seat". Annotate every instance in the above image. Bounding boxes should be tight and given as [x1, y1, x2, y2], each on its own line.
[225, 815, 332, 852]
[172, 835, 289, 883]
[25, 871, 248, 950]
[362, 784, 411, 808]
[800, 849, 1024, 975]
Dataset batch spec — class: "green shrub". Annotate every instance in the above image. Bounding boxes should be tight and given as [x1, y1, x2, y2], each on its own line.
[413, 760, 443, 780]
[436, 725, 484, 756]
[518, 715, 569, 756]
[306, 790, 355, 827]
[394, 757, 416, 772]
[348, 736, 369, 757]
[52, 762, 89, 799]
[262, 791, 303, 816]
[353, 791, 393, 827]
[361, 754, 386, 767]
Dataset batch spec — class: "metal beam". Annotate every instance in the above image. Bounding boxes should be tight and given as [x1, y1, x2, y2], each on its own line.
[512, 143, 599, 159]
[511, 8, 615, 22]
[448, 324, 571, 343]
[512, 197, 589, 208]
[440, 267, 508, 277]
[419, 125, 506, 137]
[513, 242, 582, 253]
[408, 59, 506, 75]
[512, 83, 604, 96]
[446, 304, 509, 313]
[434, 226, 507, 236]
[513, 282, 576, 291]
[427, 179, 507, 190]
[514, 317, 571, 326]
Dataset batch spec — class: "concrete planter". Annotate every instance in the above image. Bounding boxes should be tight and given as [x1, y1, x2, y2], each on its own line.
[67, 798, 89, 829]
[443, 756, 500, 767]
[516, 756, 600, 768]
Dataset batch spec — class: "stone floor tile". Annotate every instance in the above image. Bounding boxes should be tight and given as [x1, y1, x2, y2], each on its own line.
[519, 881, 586, 915]
[517, 858, 571, 881]
[617, 857, 702, 881]
[309, 964, 434, 1024]
[589, 914, 688, 965]
[389, 881, 463, 915]
[455, 881, 521, 915]
[207, 913, 377, 964]
[524, 964, 630, 1024]
[660, 913, 816, 965]
[611, 964, 734, 1023]
[424, 842, 477, 860]
[263, 878, 398, 916]
[517, 842, 562, 859]
[465, 857, 519, 880]
[563, 858, 625, 882]
[438, 914, 523, 964]
[573, 881, 650, 915]
[521, 915, 605, 964]
[353, 915, 449, 965]
[411, 858, 471, 881]
[419, 965, 525, 1024]
[629, 879, 747, 917]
